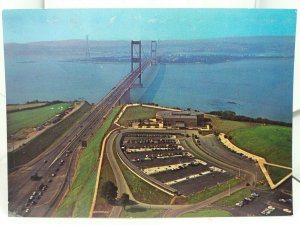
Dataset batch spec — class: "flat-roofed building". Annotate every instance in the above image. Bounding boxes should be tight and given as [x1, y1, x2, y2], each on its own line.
[156, 110, 204, 128]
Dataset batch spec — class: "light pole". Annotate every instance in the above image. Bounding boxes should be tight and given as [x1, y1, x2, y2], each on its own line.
[255, 171, 258, 185]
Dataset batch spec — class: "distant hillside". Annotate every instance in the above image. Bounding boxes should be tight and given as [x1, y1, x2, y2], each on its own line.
[4, 36, 295, 63]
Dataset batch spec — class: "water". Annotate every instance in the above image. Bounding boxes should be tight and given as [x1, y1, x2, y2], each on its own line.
[5, 59, 130, 104]
[4, 39, 294, 123]
[132, 59, 293, 123]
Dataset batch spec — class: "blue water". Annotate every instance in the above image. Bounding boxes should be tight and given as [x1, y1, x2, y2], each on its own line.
[4, 40, 294, 123]
[132, 59, 293, 123]
[5, 59, 130, 103]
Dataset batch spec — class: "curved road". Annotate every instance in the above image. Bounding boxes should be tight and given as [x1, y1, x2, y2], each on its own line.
[103, 129, 253, 217]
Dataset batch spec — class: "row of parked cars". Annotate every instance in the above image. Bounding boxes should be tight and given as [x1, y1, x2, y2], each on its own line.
[235, 192, 259, 207]
[261, 205, 275, 215]
[260, 198, 292, 215]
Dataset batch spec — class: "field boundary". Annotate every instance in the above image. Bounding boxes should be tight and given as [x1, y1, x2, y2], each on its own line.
[8, 102, 91, 171]
[114, 103, 181, 128]
[7, 101, 65, 113]
[88, 127, 120, 217]
[218, 133, 292, 189]
[55, 106, 122, 217]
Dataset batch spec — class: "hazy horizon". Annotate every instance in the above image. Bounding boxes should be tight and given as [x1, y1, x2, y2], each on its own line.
[3, 34, 296, 45]
[3, 9, 296, 43]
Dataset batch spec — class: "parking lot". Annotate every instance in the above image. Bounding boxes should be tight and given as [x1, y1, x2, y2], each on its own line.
[120, 132, 234, 196]
[222, 178, 293, 216]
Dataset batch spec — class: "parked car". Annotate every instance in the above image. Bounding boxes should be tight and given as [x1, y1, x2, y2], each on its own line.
[279, 198, 287, 203]
[283, 208, 292, 214]
[235, 201, 244, 207]
[251, 192, 259, 198]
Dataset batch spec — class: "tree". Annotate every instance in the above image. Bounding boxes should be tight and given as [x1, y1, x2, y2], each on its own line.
[119, 193, 130, 209]
[101, 181, 118, 203]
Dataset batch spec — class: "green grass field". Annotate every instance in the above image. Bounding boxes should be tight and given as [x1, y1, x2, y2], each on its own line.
[7, 102, 71, 136]
[7, 102, 48, 113]
[207, 115, 259, 134]
[113, 149, 172, 205]
[179, 209, 232, 217]
[229, 125, 292, 167]
[8, 102, 91, 170]
[94, 154, 117, 207]
[54, 106, 122, 217]
[214, 188, 251, 207]
[120, 206, 164, 218]
[186, 178, 241, 204]
[118, 105, 159, 126]
[267, 165, 292, 184]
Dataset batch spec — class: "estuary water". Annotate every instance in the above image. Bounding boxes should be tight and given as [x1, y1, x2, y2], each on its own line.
[4, 45, 294, 123]
[132, 58, 293, 123]
[5, 58, 130, 104]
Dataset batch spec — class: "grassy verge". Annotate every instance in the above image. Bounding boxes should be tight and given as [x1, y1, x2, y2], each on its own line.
[214, 188, 251, 207]
[267, 165, 292, 184]
[7, 102, 48, 113]
[7, 102, 71, 136]
[113, 148, 172, 205]
[179, 209, 232, 217]
[229, 125, 292, 167]
[93, 154, 117, 213]
[118, 105, 158, 126]
[8, 102, 91, 170]
[186, 178, 241, 204]
[54, 106, 122, 217]
[120, 206, 164, 218]
[207, 115, 259, 134]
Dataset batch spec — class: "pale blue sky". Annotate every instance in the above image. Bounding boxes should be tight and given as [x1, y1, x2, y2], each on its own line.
[3, 8, 297, 43]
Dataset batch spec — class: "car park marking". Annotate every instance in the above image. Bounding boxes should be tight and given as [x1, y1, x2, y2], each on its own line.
[165, 171, 212, 185]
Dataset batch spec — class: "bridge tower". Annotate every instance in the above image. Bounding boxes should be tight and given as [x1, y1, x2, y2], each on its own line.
[85, 35, 91, 59]
[151, 41, 157, 65]
[131, 40, 142, 86]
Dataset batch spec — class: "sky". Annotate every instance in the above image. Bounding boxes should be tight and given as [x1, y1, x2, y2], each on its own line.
[2, 8, 297, 43]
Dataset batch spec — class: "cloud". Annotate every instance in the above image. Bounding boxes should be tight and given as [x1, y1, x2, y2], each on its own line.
[147, 18, 158, 24]
[109, 16, 117, 24]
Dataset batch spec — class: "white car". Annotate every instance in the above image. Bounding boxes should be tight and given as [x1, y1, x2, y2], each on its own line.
[279, 198, 287, 203]
[283, 208, 292, 214]
[235, 201, 244, 207]
[24, 208, 31, 214]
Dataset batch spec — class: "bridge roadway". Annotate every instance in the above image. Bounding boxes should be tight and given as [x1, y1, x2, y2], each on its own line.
[8, 60, 152, 217]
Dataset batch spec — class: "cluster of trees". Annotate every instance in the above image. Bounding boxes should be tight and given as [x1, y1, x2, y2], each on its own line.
[210, 110, 291, 127]
[101, 181, 130, 209]
[25, 100, 64, 104]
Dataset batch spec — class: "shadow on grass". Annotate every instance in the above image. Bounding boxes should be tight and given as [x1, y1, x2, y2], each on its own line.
[128, 199, 138, 206]
[125, 207, 147, 213]
[114, 198, 138, 206]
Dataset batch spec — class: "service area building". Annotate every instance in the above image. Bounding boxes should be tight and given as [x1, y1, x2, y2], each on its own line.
[156, 110, 205, 128]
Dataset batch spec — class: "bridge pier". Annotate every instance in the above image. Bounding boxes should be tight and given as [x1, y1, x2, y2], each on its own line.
[118, 88, 131, 105]
[131, 40, 142, 87]
[151, 41, 157, 65]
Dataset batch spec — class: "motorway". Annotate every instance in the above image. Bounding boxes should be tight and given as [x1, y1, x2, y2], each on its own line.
[101, 129, 257, 217]
[8, 60, 151, 217]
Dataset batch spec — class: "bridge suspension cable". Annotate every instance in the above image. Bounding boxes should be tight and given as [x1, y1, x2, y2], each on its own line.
[142, 45, 149, 61]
